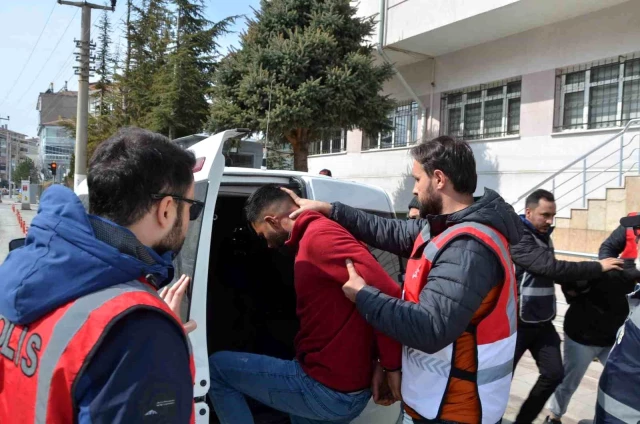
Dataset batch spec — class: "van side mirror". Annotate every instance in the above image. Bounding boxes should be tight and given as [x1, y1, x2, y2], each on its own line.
[9, 238, 26, 252]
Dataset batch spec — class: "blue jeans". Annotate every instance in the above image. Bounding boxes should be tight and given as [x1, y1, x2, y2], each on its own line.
[208, 351, 372, 424]
[547, 336, 611, 418]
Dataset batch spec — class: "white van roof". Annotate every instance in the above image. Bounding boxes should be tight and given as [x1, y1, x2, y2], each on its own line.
[222, 167, 394, 214]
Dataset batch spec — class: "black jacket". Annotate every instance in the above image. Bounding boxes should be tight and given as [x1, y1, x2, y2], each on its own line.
[562, 266, 639, 346]
[510, 219, 604, 287]
[329, 189, 523, 354]
[511, 217, 605, 325]
[599, 224, 628, 260]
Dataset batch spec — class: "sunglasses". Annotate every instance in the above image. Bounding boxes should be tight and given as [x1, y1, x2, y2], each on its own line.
[151, 194, 205, 221]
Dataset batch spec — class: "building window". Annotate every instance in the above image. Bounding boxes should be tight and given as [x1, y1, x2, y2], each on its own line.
[309, 129, 345, 156]
[362, 102, 420, 151]
[440, 79, 521, 141]
[554, 54, 640, 131]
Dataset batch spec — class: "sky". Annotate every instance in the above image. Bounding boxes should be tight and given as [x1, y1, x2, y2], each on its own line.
[0, 0, 260, 138]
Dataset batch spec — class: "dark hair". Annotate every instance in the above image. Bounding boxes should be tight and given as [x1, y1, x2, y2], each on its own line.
[410, 136, 477, 195]
[88, 127, 196, 226]
[245, 184, 294, 223]
[320, 169, 332, 177]
[525, 189, 555, 209]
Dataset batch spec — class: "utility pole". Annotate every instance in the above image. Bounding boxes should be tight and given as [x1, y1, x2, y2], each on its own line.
[58, 1, 115, 189]
[0, 116, 10, 200]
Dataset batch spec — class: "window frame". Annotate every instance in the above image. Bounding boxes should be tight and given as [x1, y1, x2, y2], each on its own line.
[308, 128, 346, 156]
[362, 101, 421, 151]
[555, 54, 640, 132]
[440, 79, 521, 141]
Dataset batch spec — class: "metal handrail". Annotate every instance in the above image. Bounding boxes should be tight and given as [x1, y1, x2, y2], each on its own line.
[512, 119, 640, 207]
[556, 160, 639, 213]
[553, 147, 639, 205]
[550, 134, 639, 195]
[554, 250, 599, 259]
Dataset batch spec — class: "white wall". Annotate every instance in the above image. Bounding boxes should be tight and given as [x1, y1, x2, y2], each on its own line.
[385, 0, 519, 45]
[310, 1, 640, 215]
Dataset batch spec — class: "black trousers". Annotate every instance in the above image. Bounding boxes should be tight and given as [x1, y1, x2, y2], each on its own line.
[513, 321, 564, 423]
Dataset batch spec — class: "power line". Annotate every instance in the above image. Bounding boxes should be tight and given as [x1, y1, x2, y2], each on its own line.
[41, 4, 133, 116]
[0, 3, 58, 109]
[15, 9, 80, 109]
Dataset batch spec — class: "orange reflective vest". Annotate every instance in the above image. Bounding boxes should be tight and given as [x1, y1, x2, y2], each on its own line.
[0, 280, 195, 424]
[402, 222, 517, 423]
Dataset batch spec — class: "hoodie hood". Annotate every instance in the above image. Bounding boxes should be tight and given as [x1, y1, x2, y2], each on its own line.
[428, 188, 523, 245]
[0, 185, 175, 325]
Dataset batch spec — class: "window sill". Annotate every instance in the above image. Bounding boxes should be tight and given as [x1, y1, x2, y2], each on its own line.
[551, 127, 626, 138]
[308, 151, 348, 158]
[361, 144, 417, 153]
[464, 134, 520, 144]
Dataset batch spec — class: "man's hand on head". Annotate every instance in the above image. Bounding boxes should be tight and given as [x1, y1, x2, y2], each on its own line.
[281, 187, 332, 220]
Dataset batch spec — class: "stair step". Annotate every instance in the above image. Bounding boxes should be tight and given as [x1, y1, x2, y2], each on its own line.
[587, 199, 606, 231]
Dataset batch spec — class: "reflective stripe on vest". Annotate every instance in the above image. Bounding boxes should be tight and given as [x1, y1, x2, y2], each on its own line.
[620, 212, 638, 260]
[0, 280, 196, 424]
[401, 222, 517, 424]
[595, 284, 640, 424]
[518, 235, 556, 323]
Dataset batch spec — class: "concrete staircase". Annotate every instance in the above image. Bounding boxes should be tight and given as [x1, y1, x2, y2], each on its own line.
[553, 175, 640, 258]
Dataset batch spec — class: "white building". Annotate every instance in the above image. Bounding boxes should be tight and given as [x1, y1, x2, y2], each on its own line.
[308, 0, 640, 218]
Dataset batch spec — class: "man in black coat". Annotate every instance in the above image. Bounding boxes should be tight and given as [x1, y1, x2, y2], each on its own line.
[510, 189, 623, 424]
[545, 222, 639, 423]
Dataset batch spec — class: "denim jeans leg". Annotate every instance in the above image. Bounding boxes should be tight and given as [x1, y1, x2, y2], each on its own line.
[208, 351, 371, 424]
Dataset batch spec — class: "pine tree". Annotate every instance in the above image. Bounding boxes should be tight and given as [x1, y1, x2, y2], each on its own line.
[95, 9, 112, 116]
[208, 0, 396, 171]
[127, 0, 173, 126]
[147, 0, 233, 139]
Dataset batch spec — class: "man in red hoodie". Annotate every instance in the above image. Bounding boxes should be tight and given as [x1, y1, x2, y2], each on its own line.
[208, 184, 402, 424]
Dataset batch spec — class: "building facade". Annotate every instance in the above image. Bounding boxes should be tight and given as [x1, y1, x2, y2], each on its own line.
[0, 126, 29, 183]
[37, 86, 77, 178]
[308, 0, 640, 216]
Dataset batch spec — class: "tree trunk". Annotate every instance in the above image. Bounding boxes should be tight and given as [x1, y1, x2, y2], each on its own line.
[292, 138, 309, 172]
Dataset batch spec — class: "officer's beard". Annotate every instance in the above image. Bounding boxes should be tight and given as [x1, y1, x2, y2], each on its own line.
[419, 184, 443, 218]
[154, 208, 186, 257]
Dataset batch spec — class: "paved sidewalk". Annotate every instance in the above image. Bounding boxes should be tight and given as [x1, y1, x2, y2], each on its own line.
[0, 199, 37, 263]
[503, 285, 601, 424]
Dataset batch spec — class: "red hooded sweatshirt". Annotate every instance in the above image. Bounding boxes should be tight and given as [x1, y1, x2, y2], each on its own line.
[286, 211, 402, 392]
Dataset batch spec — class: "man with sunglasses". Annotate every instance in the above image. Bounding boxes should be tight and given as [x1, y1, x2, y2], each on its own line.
[0, 127, 200, 423]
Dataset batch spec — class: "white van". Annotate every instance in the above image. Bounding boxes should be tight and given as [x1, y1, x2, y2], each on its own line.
[77, 129, 405, 424]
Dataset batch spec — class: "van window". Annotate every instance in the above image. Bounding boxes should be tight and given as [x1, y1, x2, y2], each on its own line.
[172, 180, 208, 322]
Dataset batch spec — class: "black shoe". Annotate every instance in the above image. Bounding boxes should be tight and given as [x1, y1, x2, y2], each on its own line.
[544, 416, 562, 424]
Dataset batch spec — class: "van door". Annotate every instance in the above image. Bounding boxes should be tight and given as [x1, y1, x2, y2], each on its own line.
[174, 130, 247, 423]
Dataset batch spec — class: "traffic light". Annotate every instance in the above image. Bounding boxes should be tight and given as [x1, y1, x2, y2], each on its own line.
[49, 162, 57, 177]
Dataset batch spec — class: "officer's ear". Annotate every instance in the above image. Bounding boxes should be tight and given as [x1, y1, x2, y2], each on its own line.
[433, 169, 446, 190]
